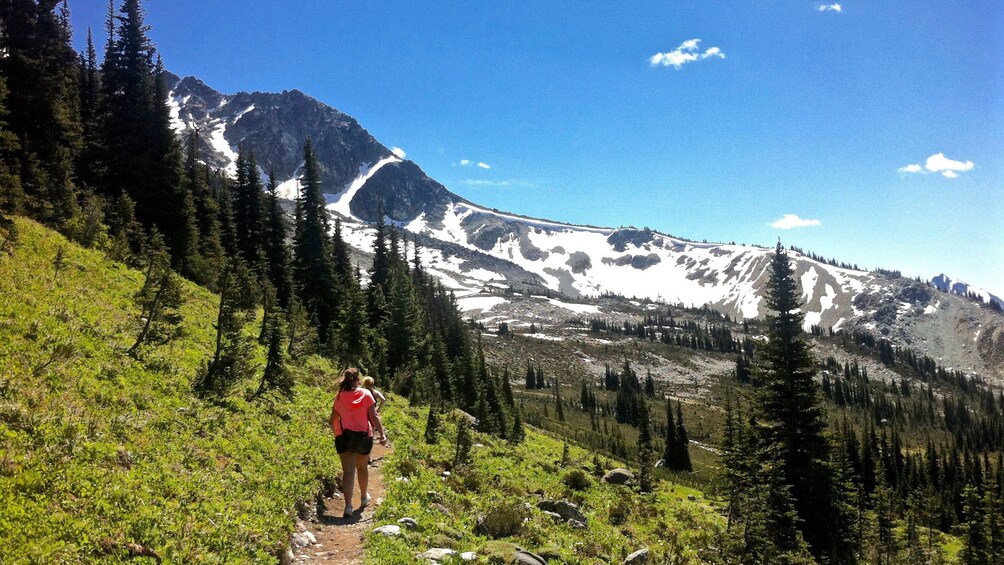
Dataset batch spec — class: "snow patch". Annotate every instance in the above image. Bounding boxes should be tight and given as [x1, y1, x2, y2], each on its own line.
[327, 156, 401, 219]
[547, 298, 600, 315]
[207, 120, 239, 177]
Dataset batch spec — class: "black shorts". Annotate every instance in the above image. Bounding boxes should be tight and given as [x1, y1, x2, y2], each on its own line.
[335, 430, 373, 455]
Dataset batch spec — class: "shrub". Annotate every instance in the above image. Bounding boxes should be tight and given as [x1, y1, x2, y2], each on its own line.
[562, 468, 592, 491]
[475, 501, 529, 539]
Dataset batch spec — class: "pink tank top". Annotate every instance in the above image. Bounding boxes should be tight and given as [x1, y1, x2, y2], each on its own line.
[333, 388, 375, 436]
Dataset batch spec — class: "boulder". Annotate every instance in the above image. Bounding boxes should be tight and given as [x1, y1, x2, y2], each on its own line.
[537, 500, 587, 523]
[460, 551, 477, 561]
[398, 517, 420, 530]
[513, 549, 547, 565]
[624, 548, 650, 564]
[567, 519, 587, 529]
[372, 525, 401, 536]
[541, 510, 563, 523]
[418, 548, 457, 562]
[602, 468, 635, 485]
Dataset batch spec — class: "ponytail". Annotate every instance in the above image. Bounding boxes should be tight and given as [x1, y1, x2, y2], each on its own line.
[339, 368, 361, 392]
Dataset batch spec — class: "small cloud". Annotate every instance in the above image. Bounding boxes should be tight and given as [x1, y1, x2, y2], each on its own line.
[898, 152, 974, 179]
[390, 146, 406, 159]
[649, 39, 726, 70]
[818, 3, 842, 12]
[770, 214, 821, 229]
[457, 159, 492, 169]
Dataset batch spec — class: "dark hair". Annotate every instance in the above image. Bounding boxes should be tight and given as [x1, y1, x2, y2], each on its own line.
[339, 368, 361, 392]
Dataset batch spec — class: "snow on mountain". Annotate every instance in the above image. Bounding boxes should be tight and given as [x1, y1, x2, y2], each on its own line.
[930, 274, 1004, 309]
[166, 72, 1004, 382]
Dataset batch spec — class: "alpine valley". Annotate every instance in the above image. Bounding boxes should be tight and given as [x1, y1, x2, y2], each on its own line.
[166, 73, 1004, 386]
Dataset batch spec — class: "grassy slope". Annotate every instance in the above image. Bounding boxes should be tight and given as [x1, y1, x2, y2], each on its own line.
[368, 399, 725, 564]
[0, 218, 341, 562]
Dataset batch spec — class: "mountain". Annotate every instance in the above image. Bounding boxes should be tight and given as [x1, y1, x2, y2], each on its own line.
[931, 273, 1004, 309]
[166, 74, 1004, 384]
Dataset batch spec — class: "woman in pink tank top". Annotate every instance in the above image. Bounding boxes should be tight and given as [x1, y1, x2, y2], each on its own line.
[330, 368, 387, 518]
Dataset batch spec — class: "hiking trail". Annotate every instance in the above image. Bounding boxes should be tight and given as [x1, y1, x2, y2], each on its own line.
[292, 442, 390, 564]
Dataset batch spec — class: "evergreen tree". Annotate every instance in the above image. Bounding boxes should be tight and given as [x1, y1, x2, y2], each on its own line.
[454, 418, 472, 467]
[233, 146, 265, 273]
[752, 242, 847, 560]
[424, 405, 440, 445]
[674, 401, 693, 472]
[554, 376, 565, 422]
[101, 0, 196, 267]
[663, 397, 678, 468]
[183, 130, 225, 287]
[127, 231, 183, 356]
[255, 309, 294, 400]
[76, 27, 104, 192]
[637, 398, 655, 492]
[262, 167, 293, 308]
[194, 257, 258, 397]
[291, 139, 339, 343]
[0, 74, 23, 217]
[0, 0, 80, 227]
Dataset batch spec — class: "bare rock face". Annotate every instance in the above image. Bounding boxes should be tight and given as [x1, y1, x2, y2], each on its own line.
[350, 160, 453, 223]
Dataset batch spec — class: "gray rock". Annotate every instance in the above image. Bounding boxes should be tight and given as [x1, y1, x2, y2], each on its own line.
[398, 517, 420, 529]
[567, 519, 587, 529]
[542, 510, 563, 522]
[514, 549, 547, 565]
[460, 551, 477, 561]
[418, 548, 457, 561]
[372, 524, 401, 536]
[602, 468, 635, 485]
[537, 500, 587, 523]
[624, 548, 650, 564]
[291, 533, 309, 547]
[302, 531, 317, 544]
[687, 495, 698, 502]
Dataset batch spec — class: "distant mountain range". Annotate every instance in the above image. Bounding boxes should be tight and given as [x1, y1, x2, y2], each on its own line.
[165, 73, 1004, 383]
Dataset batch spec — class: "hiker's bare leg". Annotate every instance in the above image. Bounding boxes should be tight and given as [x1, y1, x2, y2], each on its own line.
[339, 452, 356, 508]
[355, 454, 369, 499]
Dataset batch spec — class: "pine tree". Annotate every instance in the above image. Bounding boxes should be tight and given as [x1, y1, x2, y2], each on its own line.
[262, 168, 293, 308]
[454, 418, 472, 467]
[674, 401, 692, 472]
[663, 397, 678, 468]
[183, 130, 225, 287]
[127, 231, 183, 356]
[637, 398, 655, 492]
[0, 74, 23, 217]
[554, 376, 565, 422]
[0, 0, 80, 227]
[424, 405, 440, 445]
[76, 27, 104, 193]
[233, 146, 265, 273]
[194, 257, 258, 397]
[291, 139, 339, 343]
[255, 309, 294, 400]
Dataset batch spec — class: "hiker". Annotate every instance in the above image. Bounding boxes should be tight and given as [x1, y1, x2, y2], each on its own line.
[330, 368, 387, 518]
[361, 376, 386, 413]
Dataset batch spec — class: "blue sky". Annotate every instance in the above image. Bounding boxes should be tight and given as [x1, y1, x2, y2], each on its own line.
[71, 1, 1002, 295]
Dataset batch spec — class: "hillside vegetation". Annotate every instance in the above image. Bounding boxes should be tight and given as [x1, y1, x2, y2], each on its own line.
[369, 399, 724, 564]
[0, 217, 341, 562]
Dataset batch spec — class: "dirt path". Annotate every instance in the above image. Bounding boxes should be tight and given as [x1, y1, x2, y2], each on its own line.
[292, 443, 391, 564]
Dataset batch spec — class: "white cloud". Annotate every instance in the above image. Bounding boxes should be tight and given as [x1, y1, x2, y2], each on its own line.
[770, 214, 821, 229]
[457, 159, 492, 169]
[390, 146, 406, 159]
[898, 152, 975, 179]
[649, 39, 726, 70]
[818, 3, 842, 12]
